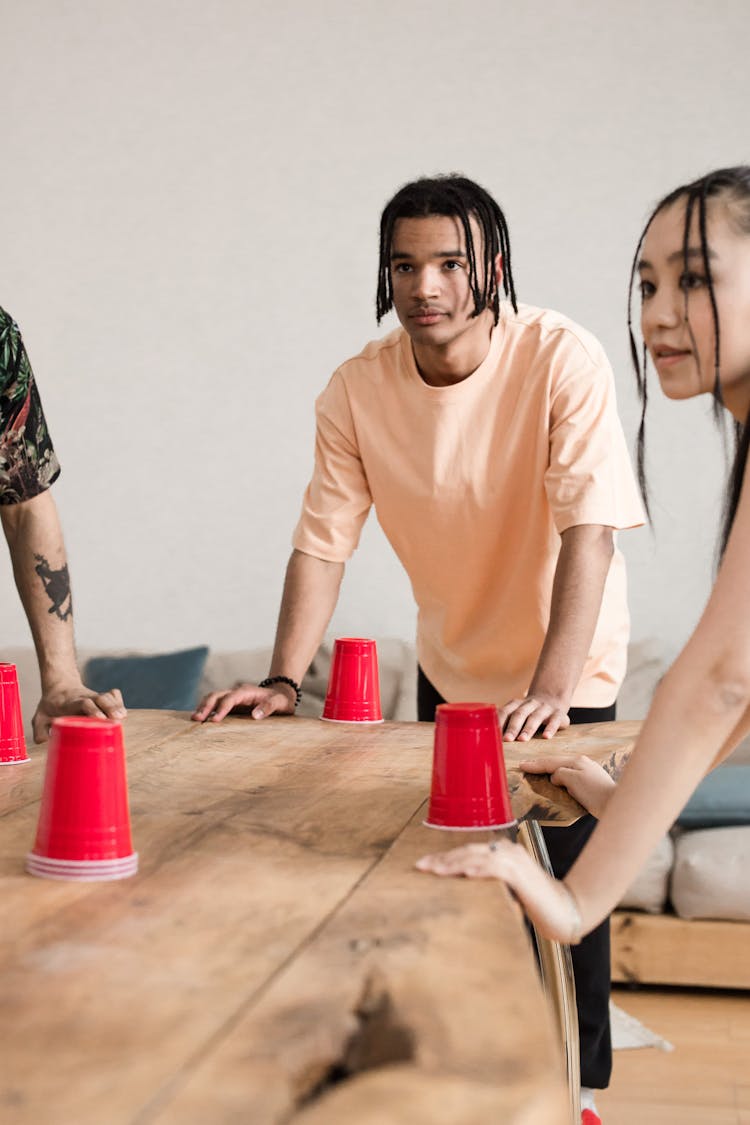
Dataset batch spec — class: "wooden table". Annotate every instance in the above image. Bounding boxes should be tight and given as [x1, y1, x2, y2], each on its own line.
[0, 713, 637, 1125]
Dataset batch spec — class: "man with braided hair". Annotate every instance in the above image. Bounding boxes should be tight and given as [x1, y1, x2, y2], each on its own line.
[194, 175, 644, 1120]
[0, 306, 125, 739]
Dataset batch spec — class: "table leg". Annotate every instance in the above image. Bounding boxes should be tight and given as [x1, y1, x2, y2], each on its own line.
[517, 820, 581, 1124]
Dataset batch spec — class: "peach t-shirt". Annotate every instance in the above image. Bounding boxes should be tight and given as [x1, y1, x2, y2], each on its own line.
[293, 303, 645, 707]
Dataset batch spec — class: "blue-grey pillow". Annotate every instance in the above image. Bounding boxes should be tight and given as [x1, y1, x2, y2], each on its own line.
[676, 765, 750, 829]
[83, 646, 210, 711]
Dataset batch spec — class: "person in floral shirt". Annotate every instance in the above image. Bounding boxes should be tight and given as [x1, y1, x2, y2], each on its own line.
[0, 307, 125, 740]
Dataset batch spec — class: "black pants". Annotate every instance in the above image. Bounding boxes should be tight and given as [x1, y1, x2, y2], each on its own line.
[417, 667, 614, 1089]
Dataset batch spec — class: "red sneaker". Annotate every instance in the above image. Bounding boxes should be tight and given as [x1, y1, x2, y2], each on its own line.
[581, 1110, 602, 1125]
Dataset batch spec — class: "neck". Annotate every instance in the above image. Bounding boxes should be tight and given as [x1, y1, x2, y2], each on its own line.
[723, 382, 750, 424]
[412, 314, 494, 387]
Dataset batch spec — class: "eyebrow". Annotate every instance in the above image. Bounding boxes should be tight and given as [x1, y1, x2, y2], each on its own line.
[638, 246, 717, 271]
[390, 250, 466, 261]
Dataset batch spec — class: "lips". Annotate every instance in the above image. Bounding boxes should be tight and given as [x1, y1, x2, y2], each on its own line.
[410, 308, 446, 324]
[651, 344, 692, 367]
[654, 346, 690, 357]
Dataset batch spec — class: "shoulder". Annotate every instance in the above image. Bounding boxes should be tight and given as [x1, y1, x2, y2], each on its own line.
[335, 328, 405, 382]
[0, 305, 21, 348]
[0, 307, 25, 390]
[504, 303, 609, 368]
[320, 328, 405, 405]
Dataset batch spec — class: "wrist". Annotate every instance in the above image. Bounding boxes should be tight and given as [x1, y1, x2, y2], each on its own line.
[258, 675, 302, 708]
[39, 668, 86, 695]
[560, 880, 583, 945]
[527, 681, 572, 706]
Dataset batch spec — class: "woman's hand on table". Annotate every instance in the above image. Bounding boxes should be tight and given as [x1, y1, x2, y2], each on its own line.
[520, 754, 617, 819]
[416, 840, 583, 944]
[192, 682, 296, 723]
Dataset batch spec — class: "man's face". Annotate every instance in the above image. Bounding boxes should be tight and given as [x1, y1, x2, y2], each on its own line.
[389, 214, 495, 350]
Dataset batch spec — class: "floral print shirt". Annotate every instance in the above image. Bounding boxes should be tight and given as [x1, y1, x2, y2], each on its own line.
[0, 307, 60, 504]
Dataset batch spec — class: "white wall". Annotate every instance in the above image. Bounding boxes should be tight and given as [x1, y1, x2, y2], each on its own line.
[2, 0, 747, 669]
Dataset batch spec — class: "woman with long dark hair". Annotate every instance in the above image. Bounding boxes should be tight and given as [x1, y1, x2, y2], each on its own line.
[418, 165, 750, 970]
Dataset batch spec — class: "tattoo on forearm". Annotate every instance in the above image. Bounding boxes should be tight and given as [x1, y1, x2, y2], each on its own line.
[34, 554, 73, 621]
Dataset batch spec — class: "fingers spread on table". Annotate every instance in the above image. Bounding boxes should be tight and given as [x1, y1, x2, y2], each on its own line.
[502, 701, 550, 742]
[496, 698, 524, 729]
[191, 684, 296, 723]
[191, 689, 247, 722]
[416, 841, 518, 879]
[519, 754, 579, 776]
[501, 696, 571, 742]
[539, 709, 570, 739]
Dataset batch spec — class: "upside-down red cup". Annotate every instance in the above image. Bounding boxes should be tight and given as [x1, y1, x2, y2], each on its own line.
[0, 663, 29, 765]
[26, 716, 138, 881]
[321, 638, 383, 723]
[424, 703, 516, 830]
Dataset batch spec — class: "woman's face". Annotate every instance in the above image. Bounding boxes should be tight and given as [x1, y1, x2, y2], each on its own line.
[638, 196, 750, 421]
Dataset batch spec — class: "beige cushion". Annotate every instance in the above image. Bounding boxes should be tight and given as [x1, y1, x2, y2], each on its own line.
[671, 826, 750, 922]
[617, 834, 674, 914]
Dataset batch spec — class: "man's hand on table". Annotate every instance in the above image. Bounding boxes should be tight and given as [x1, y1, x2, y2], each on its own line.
[33, 682, 127, 743]
[520, 754, 616, 819]
[497, 691, 571, 742]
[192, 681, 297, 723]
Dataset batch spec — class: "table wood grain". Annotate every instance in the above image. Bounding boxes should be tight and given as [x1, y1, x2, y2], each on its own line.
[0, 712, 637, 1124]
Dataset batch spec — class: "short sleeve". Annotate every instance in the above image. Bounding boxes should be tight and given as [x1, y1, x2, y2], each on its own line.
[291, 370, 372, 561]
[0, 309, 61, 505]
[544, 332, 644, 534]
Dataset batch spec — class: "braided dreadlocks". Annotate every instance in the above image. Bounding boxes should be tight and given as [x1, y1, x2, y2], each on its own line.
[627, 166, 750, 554]
[376, 175, 518, 326]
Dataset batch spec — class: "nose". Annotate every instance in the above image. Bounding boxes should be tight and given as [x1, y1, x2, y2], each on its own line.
[642, 286, 682, 335]
[412, 266, 441, 301]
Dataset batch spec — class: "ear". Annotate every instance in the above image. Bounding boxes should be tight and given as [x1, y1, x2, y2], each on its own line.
[494, 253, 504, 293]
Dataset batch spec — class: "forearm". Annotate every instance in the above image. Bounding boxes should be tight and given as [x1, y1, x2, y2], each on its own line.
[1, 491, 82, 690]
[529, 523, 614, 700]
[567, 654, 750, 929]
[269, 549, 345, 684]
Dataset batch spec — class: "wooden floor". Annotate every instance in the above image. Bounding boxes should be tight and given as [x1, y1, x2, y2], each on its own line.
[598, 986, 750, 1124]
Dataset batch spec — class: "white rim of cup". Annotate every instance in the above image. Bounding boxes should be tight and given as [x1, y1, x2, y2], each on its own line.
[0, 755, 30, 765]
[26, 851, 138, 867]
[319, 716, 384, 724]
[26, 852, 138, 879]
[422, 818, 517, 831]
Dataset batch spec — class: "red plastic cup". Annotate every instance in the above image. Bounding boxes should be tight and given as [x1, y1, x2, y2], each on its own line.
[321, 638, 383, 723]
[26, 716, 138, 881]
[424, 703, 516, 831]
[0, 663, 29, 765]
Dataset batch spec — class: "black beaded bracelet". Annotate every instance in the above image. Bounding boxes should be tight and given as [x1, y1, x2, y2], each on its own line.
[258, 676, 302, 708]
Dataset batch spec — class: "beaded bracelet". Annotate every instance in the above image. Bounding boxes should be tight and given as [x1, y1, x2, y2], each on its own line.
[258, 676, 302, 708]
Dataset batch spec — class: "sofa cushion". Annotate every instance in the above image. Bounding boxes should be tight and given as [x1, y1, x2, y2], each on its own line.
[676, 765, 750, 829]
[617, 833, 674, 914]
[84, 647, 210, 711]
[671, 825, 750, 921]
